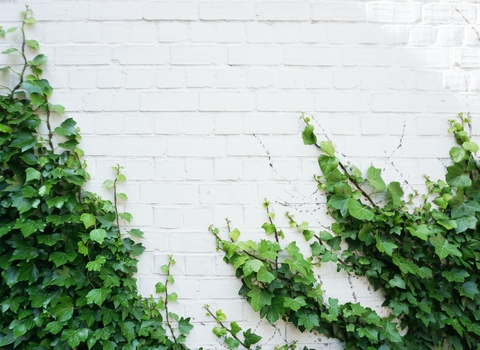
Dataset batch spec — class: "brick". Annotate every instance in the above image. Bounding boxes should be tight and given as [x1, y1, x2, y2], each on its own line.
[416, 71, 443, 91]
[155, 159, 185, 181]
[183, 115, 214, 135]
[410, 26, 437, 46]
[246, 69, 272, 88]
[216, 23, 245, 43]
[438, 26, 464, 46]
[257, 92, 314, 112]
[384, 25, 409, 45]
[154, 115, 183, 135]
[333, 70, 359, 89]
[199, 184, 257, 204]
[141, 183, 198, 204]
[227, 136, 268, 156]
[88, 2, 143, 20]
[182, 206, 213, 230]
[171, 46, 226, 65]
[125, 159, 154, 180]
[273, 23, 301, 43]
[304, 69, 333, 89]
[198, 278, 243, 298]
[273, 69, 304, 89]
[168, 137, 226, 157]
[158, 22, 188, 43]
[186, 69, 215, 88]
[113, 45, 169, 65]
[189, 22, 215, 42]
[144, 2, 199, 20]
[388, 70, 415, 90]
[154, 207, 181, 229]
[44, 23, 71, 43]
[215, 159, 242, 180]
[95, 114, 124, 134]
[97, 69, 123, 88]
[427, 94, 468, 113]
[368, 3, 421, 23]
[359, 70, 388, 90]
[246, 23, 273, 43]
[398, 48, 451, 68]
[343, 47, 397, 67]
[200, 2, 256, 20]
[313, 2, 366, 22]
[156, 69, 185, 88]
[256, 2, 311, 21]
[469, 71, 480, 91]
[285, 47, 340, 66]
[140, 92, 197, 111]
[55, 46, 110, 65]
[218, 69, 245, 89]
[244, 159, 272, 180]
[214, 115, 244, 135]
[229, 46, 283, 66]
[185, 255, 214, 275]
[130, 23, 157, 43]
[33, 2, 87, 21]
[124, 113, 154, 134]
[199, 92, 255, 112]
[423, 4, 476, 24]
[315, 92, 371, 112]
[300, 23, 328, 43]
[101, 23, 129, 44]
[372, 93, 425, 112]
[83, 92, 139, 112]
[125, 69, 155, 89]
[454, 48, 480, 68]
[443, 71, 468, 91]
[81, 136, 167, 156]
[69, 69, 96, 89]
[185, 159, 214, 180]
[71, 23, 101, 43]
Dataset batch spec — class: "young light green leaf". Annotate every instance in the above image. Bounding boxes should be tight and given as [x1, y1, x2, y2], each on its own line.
[80, 213, 96, 229]
[367, 166, 386, 191]
[320, 141, 335, 157]
[346, 198, 374, 221]
[90, 229, 107, 244]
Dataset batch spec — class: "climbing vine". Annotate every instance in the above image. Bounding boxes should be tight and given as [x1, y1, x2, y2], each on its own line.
[0, 7, 192, 349]
[212, 115, 480, 349]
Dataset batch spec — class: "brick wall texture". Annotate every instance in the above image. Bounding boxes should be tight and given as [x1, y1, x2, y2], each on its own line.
[1, 0, 480, 348]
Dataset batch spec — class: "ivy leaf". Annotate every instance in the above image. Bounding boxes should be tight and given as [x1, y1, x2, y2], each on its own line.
[320, 141, 335, 156]
[80, 213, 96, 229]
[28, 54, 47, 66]
[90, 229, 107, 244]
[247, 286, 274, 312]
[455, 216, 477, 233]
[45, 321, 63, 335]
[10, 131, 36, 151]
[86, 288, 110, 306]
[178, 317, 193, 335]
[261, 296, 284, 324]
[61, 328, 89, 348]
[298, 311, 320, 331]
[257, 266, 275, 283]
[463, 141, 479, 153]
[257, 240, 279, 260]
[229, 228, 241, 242]
[54, 118, 77, 136]
[460, 281, 479, 299]
[367, 166, 386, 191]
[387, 181, 404, 207]
[230, 321, 242, 336]
[243, 329, 262, 348]
[449, 146, 469, 162]
[302, 124, 317, 145]
[375, 235, 397, 256]
[128, 228, 144, 238]
[15, 219, 46, 237]
[212, 326, 227, 337]
[346, 198, 374, 221]
[388, 274, 406, 289]
[449, 195, 480, 219]
[446, 163, 471, 189]
[50, 299, 74, 322]
[25, 39, 39, 50]
[442, 268, 469, 283]
[284, 296, 307, 311]
[21, 78, 52, 96]
[429, 234, 462, 259]
[318, 155, 339, 174]
[243, 259, 264, 276]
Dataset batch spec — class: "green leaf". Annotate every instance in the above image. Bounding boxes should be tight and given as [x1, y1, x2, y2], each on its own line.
[318, 155, 339, 174]
[247, 286, 274, 312]
[320, 141, 335, 156]
[463, 141, 479, 153]
[80, 213, 96, 229]
[10, 131, 36, 151]
[243, 329, 262, 348]
[90, 229, 107, 244]
[367, 166, 386, 191]
[243, 259, 263, 276]
[442, 268, 469, 283]
[449, 195, 480, 219]
[15, 219, 46, 237]
[257, 266, 275, 283]
[0, 123, 12, 133]
[21, 79, 52, 96]
[387, 181, 404, 207]
[229, 228, 240, 242]
[389, 274, 406, 289]
[86, 288, 110, 306]
[375, 235, 397, 256]
[429, 234, 462, 259]
[50, 299, 74, 322]
[61, 328, 89, 348]
[230, 321, 242, 336]
[103, 179, 114, 189]
[25, 39, 39, 50]
[298, 311, 320, 331]
[449, 146, 469, 162]
[212, 326, 227, 337]
[446, 163, 471, 189]
[2, 47, 18, 54]
[54, 118, 77, 136]
[49, 104, 65, 114]
[284, 296, 307, 311]
[455, 216, 477, 233]
[178, 317, 194, 335]
[45, 321, 63, 335]
[28, 54, 47, 66]
[460, 281, 479, 299]
[346, 198, 374, 221]
[302, 124, 317, 145]
[128, 228, 144, 238]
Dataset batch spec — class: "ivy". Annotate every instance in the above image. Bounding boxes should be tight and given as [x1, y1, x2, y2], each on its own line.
[0, 7, 192, 349]
[213, 113, 480, 349]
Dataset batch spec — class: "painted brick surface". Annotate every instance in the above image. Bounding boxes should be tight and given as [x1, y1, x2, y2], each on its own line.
[2, 0, 480, 348]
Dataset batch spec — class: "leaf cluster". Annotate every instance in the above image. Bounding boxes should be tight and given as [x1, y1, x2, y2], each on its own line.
[214, 114, 480, 349]
[0, 8, 191, 350]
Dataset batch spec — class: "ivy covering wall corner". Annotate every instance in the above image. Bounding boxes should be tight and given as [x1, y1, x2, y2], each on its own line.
[0, 8, 193, 350]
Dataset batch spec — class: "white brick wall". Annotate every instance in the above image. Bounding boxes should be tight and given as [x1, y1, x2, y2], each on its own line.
[3, 1, 480, 348]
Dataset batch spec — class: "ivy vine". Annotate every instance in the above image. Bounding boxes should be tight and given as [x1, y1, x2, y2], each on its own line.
[0, 8, 192, 350]
[212, 113, 480, 349]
